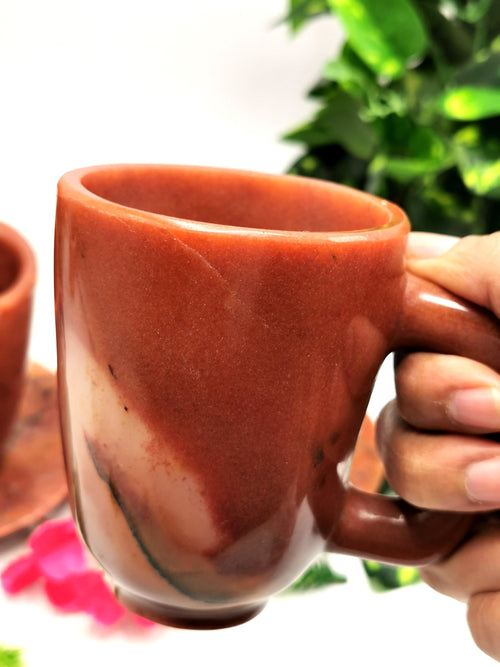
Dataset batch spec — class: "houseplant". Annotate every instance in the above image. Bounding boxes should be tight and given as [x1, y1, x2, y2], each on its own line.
[283, 0, 500, 236]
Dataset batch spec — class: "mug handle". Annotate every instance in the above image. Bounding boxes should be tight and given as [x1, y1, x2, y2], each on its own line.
[327, 272, 500, 566]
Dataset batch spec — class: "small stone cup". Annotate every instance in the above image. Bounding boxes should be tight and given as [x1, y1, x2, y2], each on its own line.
[0, 221, 36, 460]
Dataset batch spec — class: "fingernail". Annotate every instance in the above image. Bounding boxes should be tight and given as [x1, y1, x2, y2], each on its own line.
[407, 232, 458, 259]
[448, 388, 500, 430]
[465, 458, 500, 504]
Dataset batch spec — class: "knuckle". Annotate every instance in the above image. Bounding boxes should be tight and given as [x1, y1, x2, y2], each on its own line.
[394, 352, 425, 397]
[394, 353, 444, 428]
[419, 563, 468, 602]
[376, 407, 429, 505]
[419, 565, 449, 595]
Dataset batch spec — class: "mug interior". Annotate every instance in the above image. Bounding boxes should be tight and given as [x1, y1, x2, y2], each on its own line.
[0, 224, 35, 304]
[80, 166, 406, 235]
[0, 239, 20, 294]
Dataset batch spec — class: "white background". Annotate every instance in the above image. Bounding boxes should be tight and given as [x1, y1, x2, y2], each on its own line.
[0, 1, 496, 665]
[0, 0, 342, 370]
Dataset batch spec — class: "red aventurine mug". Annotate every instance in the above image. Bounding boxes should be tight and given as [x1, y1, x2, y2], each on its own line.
[54, 165, 500, 629]
[0, 222, 35, 459]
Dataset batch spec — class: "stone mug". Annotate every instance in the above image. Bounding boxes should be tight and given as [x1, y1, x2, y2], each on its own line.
[0, 221, 35, 460]
[54, 165, 500, 629]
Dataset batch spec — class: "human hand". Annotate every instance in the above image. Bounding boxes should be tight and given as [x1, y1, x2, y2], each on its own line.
[377, 232, 500, 661]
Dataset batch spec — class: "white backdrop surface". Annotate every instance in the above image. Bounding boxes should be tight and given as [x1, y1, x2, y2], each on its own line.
[0, 1, 495, 665]
[0, 0, 341, 369]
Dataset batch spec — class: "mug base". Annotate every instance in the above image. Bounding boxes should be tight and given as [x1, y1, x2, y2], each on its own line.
[114, 586, 266, 630]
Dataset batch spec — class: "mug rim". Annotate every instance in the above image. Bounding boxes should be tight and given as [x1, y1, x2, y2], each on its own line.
[58, 163, 410, 241]
[0, 221, 36, 309]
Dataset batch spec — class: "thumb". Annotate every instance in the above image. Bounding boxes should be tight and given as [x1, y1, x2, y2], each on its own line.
[407, 232, 500, 318]
[407, 232, 459, 259]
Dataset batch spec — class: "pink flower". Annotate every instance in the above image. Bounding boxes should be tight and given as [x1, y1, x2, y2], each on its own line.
[29, 518, 87, 581]
[1, 552, 40, 594]
[44, 570, 126, 625]
[71, 571, 125, 625]
[1, 517, 155, 628]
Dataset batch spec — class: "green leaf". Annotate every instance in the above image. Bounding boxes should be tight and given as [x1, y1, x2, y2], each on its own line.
[323, 42, 374, 93]
[327, 0, 429, 79]
[484, 4, 500, 43]
[283, 0, 332, 32]
[454, 124, 500, 197]
[437, 51, 500, 119]
[372, 116, 453, 182]
[439, 0, 492, 23]
[323, 44, 408, 118]
[362, 87, 408, 121]
[323, 60, 368, 100]
[363, 561, 420, 591]
[0, 647, 24, 667]
[453, 51, 500, 87]
[287, 145, 370, 190]
[379, 156, 441, 182]
[416, 1, 474, 66]
[402, 169, 489, 235]
[284, 91, 378, 159]
[438, 86, 500, 119]
[400, 69, 444, 125]
[285, 558, 347, 593]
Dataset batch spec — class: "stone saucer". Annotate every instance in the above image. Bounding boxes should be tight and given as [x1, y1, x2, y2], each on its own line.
[0, 363, 67, 539]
